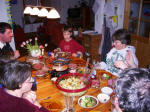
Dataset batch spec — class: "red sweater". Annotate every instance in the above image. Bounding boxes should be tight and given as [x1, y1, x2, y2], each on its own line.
[0, 88, 49, 112]
[59, 39, 84, 54]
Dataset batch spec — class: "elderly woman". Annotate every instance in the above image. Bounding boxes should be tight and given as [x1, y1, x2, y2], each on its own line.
[0, 60, 49, 112]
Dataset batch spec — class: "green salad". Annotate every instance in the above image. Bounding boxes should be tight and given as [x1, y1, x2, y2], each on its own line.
[80, 96, 96, 108]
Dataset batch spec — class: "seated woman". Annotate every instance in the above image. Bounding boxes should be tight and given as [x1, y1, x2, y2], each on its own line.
[98, 29, 138, 76]
[56, 25, 84, 57]
[0, 60, 49, 112]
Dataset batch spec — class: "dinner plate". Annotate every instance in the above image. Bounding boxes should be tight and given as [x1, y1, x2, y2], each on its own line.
[34, 70, 46, 77]
[97, 70, 116, 79]
[32, 62, 44, 70]
[52, 58, 71, 65]
[40, 99, 63, 112]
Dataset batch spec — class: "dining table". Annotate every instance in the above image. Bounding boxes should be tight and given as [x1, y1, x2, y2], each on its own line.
[18, 55, 116, 112]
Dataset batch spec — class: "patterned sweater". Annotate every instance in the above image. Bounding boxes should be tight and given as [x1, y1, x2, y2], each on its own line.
[100, 46, 138, 76]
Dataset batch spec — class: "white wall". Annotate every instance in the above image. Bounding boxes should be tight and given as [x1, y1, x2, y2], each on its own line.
[50, 0, 80, 23]
[50, 0, 90, 24]
[94, 0, 105, 33]
[0, 0, 9, 22]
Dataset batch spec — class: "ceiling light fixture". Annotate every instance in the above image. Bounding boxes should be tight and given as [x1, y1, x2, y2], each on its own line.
[24, 6, 32, 14]
[38, 8, 49, 17]
[24, 6, 60, 19]
[30, 7, 40, 15]
[47, 8, 60, 19]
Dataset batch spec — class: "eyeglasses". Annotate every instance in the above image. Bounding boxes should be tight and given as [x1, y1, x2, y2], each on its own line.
[25, 77, 34, 83]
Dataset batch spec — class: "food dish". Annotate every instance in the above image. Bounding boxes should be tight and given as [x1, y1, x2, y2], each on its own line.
[34, 70, 46, 77]
[77, 67, 91, 74]
[52, 58, 71, 65]
[40, 99, 63, 111]
[70, 58, 86, 67]
[56, 73, 91, 96]
[97, 93, 110, 104]
[56, 52, 71, 58]
[32, 62, 44, 70]
[101, 87, 113, 95]
[78, 95, 99, 108]
[52, 65, 68, 71]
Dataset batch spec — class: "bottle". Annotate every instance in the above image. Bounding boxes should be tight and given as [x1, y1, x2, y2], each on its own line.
[31, 77, 37, 91]
[90, 67, 100, 88]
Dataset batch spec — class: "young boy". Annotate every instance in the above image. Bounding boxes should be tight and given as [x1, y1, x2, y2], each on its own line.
[98, 29, 138, 76]
[58, 25, 84, 57]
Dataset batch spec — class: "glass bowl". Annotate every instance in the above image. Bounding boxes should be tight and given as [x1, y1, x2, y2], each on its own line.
[56, 73, 91, 97]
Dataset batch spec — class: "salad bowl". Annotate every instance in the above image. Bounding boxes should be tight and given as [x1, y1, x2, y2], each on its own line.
[56, 73, 91, 96]
[78, 95, 99, 108]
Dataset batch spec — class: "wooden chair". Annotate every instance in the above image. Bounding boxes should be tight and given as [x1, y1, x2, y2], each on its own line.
[130, 34, 150, 67]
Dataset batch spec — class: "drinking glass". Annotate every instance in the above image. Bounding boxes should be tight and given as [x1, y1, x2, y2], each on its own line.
[111, 95, 117, 112]
[64, 95, 74, 112]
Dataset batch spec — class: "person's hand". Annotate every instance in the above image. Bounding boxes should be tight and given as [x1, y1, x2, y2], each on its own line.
[72, 53, 77, 57]
[22, 91, 41, 108]
[125, 50, 137, 68]
[22, 91, 37, 103]
[14, 50, 20, 59]
[114, 97, 122, 112]
[54, 48, 61, 53]
[114, 60, 128, 70]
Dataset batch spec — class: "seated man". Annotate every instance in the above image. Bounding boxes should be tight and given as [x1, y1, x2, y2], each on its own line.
[0, 22, 20, 59]
[114, 68, 150, 112]
[56, 25, 84, 57]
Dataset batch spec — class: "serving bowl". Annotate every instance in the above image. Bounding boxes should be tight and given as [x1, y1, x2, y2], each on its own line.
[32, 62, 44, 70]
[34, 70, 46, 77]
[56, 52, 71, 59]
[56, 73, 91, 96]
[101, 87, 113, 95]
[97, 93, 110, 104]
[52, 64, 68, 71]
[78, 95, 99, 108]
[52, 58, 71, 65]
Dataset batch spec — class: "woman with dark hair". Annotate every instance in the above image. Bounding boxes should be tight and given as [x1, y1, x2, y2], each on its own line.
[0, 60, 49, 112]
[98, 29, 138, 76]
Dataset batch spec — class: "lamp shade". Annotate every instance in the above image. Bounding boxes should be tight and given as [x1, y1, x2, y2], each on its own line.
[38, 8, 48, 17]
[30, 7, 40, 15]
[24, 6, 32, 14]
[47, 9, 60, 19]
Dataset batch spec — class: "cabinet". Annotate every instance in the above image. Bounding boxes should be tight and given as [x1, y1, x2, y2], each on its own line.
[82, 34, 102, 62]
[67, 7, 93, 29]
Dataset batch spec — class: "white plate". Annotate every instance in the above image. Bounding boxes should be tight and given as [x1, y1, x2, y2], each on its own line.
[78, 95, 99, 108]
